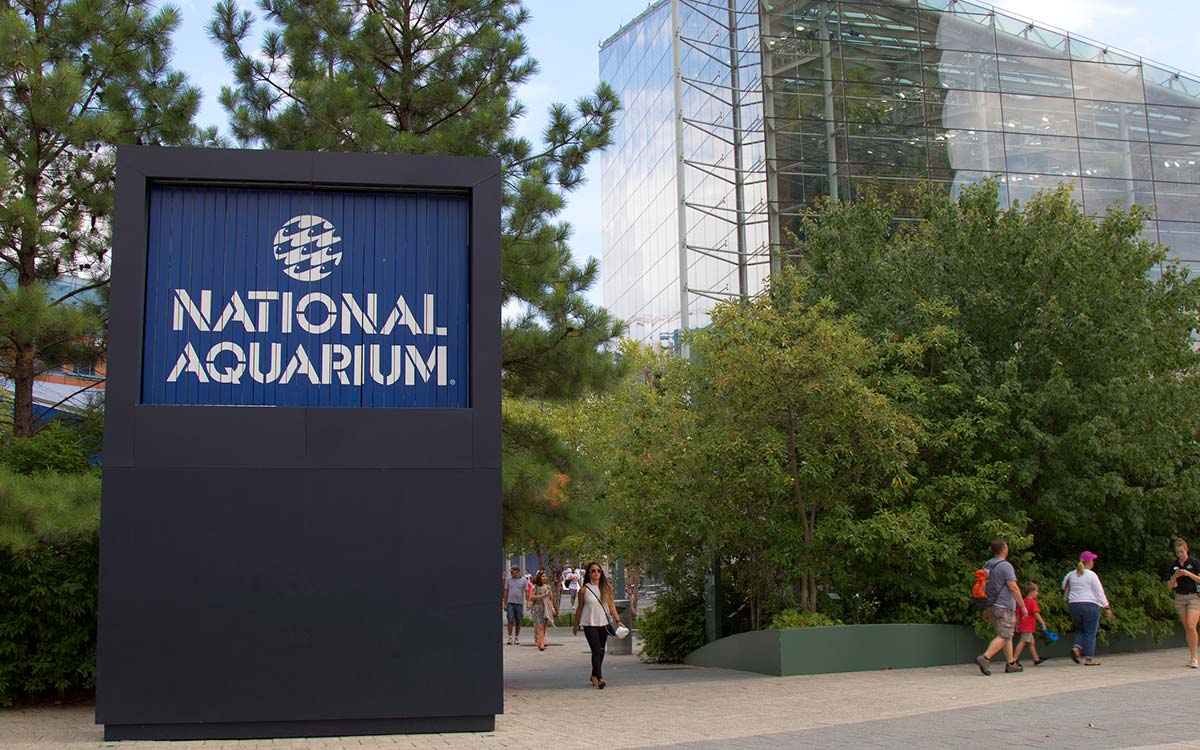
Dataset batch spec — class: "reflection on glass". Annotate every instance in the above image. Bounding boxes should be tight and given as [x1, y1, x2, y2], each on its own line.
[601, 0, 1200, 341]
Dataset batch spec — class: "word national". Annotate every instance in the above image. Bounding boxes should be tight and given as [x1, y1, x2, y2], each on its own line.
[164, 289, 451, 386]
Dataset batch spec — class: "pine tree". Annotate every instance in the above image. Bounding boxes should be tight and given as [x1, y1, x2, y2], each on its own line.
[0, 0, 213, 436]
[210, 0, 626, 516]
[210, 0, 623, 397]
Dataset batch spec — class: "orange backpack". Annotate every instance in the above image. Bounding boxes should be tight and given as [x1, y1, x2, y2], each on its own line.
[971, 560, 1001, 609]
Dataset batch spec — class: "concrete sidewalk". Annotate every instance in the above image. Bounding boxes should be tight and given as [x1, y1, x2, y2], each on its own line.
[4, 627, 1199, 749]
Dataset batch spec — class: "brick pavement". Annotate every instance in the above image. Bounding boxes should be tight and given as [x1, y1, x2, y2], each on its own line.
[3, 627, 1199, 750]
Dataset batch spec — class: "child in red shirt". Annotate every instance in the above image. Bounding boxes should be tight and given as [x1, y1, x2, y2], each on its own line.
[1013, 582, 1049, 666]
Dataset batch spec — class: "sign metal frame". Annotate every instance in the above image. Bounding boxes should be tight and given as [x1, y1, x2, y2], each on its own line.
[98, 146, 502, 740]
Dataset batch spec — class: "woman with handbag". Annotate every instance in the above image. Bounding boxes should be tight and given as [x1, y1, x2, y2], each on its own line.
[572, 562, 626, 689]
[529, 570, 556, 651]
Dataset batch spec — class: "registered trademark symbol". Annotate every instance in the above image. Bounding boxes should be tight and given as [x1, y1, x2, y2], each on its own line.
[450, 379, 456, 385]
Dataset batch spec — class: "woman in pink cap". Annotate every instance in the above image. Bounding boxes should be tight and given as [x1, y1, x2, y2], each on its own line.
[1061, 551, 1114, 665]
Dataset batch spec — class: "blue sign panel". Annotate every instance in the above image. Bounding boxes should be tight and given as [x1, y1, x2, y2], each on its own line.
[141, 185, 469, 407]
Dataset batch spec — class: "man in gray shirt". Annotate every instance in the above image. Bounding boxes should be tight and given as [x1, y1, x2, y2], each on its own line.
[502, 566, 528, 645]
[975, 538, 1028, 675]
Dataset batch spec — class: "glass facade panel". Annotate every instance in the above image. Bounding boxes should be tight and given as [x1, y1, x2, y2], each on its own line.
[1150, 143, 1200, 183]
[997, 56, 1074, 98]
[1072, 61, 1144, 104]
[1000, 94, 1076, 136]
[602, 0, 1200, 341]
[1075, 100, 1148, 141]
[1158, 221, 1200, 261]
[1079, 138, 1152, 181]
[1154, 182, 1200, 222]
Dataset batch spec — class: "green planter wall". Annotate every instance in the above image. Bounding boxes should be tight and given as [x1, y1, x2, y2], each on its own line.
[684, 623, 1187, 676]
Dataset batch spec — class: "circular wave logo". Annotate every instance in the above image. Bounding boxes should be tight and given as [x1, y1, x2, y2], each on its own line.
[272, 214, 343, 282]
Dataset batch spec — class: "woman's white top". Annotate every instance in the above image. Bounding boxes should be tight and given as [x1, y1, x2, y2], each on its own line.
[579, 583, 611, 627]
[1061, 568, 1110, 607]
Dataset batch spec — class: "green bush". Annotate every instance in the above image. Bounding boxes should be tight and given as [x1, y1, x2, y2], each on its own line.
[768, 610, 837, 629]
[636, 587, 706, 662]
[0, 467, 100, 705]
[2, 421, 92, 476]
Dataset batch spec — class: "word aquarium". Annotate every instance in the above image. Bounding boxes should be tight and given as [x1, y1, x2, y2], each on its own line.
[166, 288, 450, 388]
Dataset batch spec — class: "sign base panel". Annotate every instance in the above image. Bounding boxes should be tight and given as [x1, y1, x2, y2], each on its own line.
[104, 715, 495, 741]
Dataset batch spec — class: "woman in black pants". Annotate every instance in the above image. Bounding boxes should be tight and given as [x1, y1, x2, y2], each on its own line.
[572, 562, 625, 689]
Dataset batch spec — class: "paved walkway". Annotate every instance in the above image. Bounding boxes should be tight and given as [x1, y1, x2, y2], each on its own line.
[4, 628, 1199, 749]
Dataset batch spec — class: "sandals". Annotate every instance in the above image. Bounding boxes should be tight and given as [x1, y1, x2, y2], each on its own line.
[1071, 647, 1081, 664]
[596, 679, 606, 689]
[1187, 660, 1198, 669]
[1084, 660, 1101, 666]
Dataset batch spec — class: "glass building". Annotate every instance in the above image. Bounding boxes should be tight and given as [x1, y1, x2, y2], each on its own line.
[600, 0, 1200, 343]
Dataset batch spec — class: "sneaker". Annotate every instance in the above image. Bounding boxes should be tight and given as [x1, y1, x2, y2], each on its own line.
[1034, 657, 1048, 666]
[975, 654, 991, 675]
[507, 636, 513, 645]
[1005, 662, 1024, 673]
[514, 638, 520, 645]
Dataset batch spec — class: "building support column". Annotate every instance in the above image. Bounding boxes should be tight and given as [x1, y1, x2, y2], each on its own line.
[672, 0, 691, 353]
[818, 1, 839, 201]
[728, 0, 750, 299]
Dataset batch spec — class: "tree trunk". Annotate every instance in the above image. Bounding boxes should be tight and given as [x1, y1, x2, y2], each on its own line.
[627, 563, 640, 622]
[12, 347, 36, 438]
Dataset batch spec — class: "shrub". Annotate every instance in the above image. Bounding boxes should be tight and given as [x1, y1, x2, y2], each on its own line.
[0, 467, 100, 705]
[768, 610, 837, 629]
[2, 422, 92, 476]
[636, 586, 706, 662]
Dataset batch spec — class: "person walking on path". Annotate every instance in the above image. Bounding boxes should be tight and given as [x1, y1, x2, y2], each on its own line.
[566, 566, 581, 607]
[530, 570, 556, 651]
[573, 562, 625, 689]
[503, 565, 529, 646]
[975, 538, 1028, 675]
[1168, 537, 1200, 668]
[1011, 582, 1049, 667]
[1062, 551, 1114, 666]
[551, 567, 564, 603]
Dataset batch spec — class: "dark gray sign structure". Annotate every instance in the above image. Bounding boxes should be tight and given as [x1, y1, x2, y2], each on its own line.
[99, 147, 502, 740]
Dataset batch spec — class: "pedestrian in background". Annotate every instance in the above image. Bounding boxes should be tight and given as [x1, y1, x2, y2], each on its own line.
[530, 570, 556, 651]
[975, 538, 1027, 675]
[566, 565, 581, 607]
[552, 566, 564, 603]
[502, 565, 528, 646]
[1062, 551, 1113, 666]
[1168, 537, 1200, 668]
[573, 562, 625, 689]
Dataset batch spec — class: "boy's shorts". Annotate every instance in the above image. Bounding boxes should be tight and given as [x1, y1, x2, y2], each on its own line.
[1018, 632, 1034, 643]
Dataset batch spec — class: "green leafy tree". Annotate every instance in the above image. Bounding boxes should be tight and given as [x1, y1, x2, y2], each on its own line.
[567, 342, 700, 617]
[0, 0, 212, 436]
[210, 0, 625, 524]
[688, 268, 917, 617]
[794, 182, 1200, 629]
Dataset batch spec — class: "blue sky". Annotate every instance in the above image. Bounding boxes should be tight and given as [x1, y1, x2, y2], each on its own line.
[169, 0, 1200, 308]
